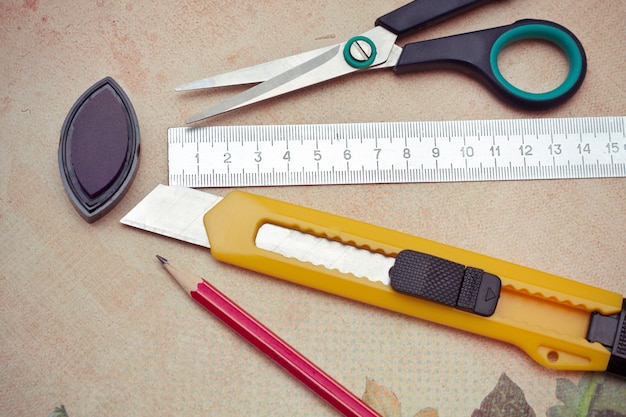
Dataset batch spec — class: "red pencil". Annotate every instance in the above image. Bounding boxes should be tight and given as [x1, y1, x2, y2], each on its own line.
[156, 255, 381, 417]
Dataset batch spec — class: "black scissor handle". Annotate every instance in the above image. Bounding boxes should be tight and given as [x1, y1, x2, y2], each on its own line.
[393, 19, 587, 110]
[376, 0, 497, 35]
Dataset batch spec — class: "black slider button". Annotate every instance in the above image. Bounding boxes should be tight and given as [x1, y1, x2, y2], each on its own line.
[389, 250, 501, 317]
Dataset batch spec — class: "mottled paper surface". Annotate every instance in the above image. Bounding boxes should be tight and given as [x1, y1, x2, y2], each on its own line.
[1, 1, 625, 416]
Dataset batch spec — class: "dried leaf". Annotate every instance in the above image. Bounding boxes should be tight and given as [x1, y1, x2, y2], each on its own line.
[547, 372, 626, 417]
[413, 407, 439, 417]
[471, 373, 536, 417]
[362, 377, 403, 417]
[591, 374, 626, 416]
[48, 405, 69, 417]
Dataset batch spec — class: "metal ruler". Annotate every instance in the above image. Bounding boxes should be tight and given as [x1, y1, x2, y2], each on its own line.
[168, 116, 626, 187]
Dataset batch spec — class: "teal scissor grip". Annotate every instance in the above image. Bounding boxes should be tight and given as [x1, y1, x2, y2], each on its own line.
[394, 19, 586, 110]
[490, 22, 585, 103]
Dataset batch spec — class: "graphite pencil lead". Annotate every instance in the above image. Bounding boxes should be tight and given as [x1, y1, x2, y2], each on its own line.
[157, 257, 200, 294]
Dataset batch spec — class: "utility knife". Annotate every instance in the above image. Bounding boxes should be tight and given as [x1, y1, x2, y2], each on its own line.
[121, 184, 626, 378]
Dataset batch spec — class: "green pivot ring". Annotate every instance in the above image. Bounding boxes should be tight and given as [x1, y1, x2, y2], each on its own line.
[490, 23, 585, 102]
[343, 36, 378, 69]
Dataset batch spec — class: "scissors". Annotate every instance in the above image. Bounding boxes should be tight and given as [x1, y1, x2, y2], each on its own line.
[177, 0, 587, 124]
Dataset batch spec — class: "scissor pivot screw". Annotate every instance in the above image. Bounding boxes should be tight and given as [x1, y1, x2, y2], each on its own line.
[350, 40, 373, 62]
[343, 36, 377, 69]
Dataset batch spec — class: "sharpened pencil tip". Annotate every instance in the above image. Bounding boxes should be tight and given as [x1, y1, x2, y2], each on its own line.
[156, 255, 168, 264]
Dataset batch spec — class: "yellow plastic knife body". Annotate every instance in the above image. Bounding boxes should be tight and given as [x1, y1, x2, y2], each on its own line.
[203, 190, 625, 375]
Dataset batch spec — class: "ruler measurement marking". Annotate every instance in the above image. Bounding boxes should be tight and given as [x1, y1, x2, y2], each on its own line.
[168, 117, 626, 187]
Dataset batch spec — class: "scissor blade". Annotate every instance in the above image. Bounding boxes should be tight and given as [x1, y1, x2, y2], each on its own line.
[175, 45, 338, 91]
[184, 27, 398, 123]
[185, 45, 344, 123]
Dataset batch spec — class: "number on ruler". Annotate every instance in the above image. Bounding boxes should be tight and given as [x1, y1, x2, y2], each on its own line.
[578, 143, 591, 154]
[607, 143, 620, 153]
[519, 145, 533, 156]
[548, 144, 561, 155]
[461, 146, 474, 158]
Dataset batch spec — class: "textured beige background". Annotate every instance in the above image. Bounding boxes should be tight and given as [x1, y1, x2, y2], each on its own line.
[1, 0, 625, 416]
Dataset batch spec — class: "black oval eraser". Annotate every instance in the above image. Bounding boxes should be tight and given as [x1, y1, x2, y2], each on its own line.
[58, 77, 140, 223]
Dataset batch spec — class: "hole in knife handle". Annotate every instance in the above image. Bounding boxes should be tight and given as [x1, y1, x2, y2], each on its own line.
[537, 346, 590, 367]
[547, 350, 559, 363]
[254, 223, 396, 285]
